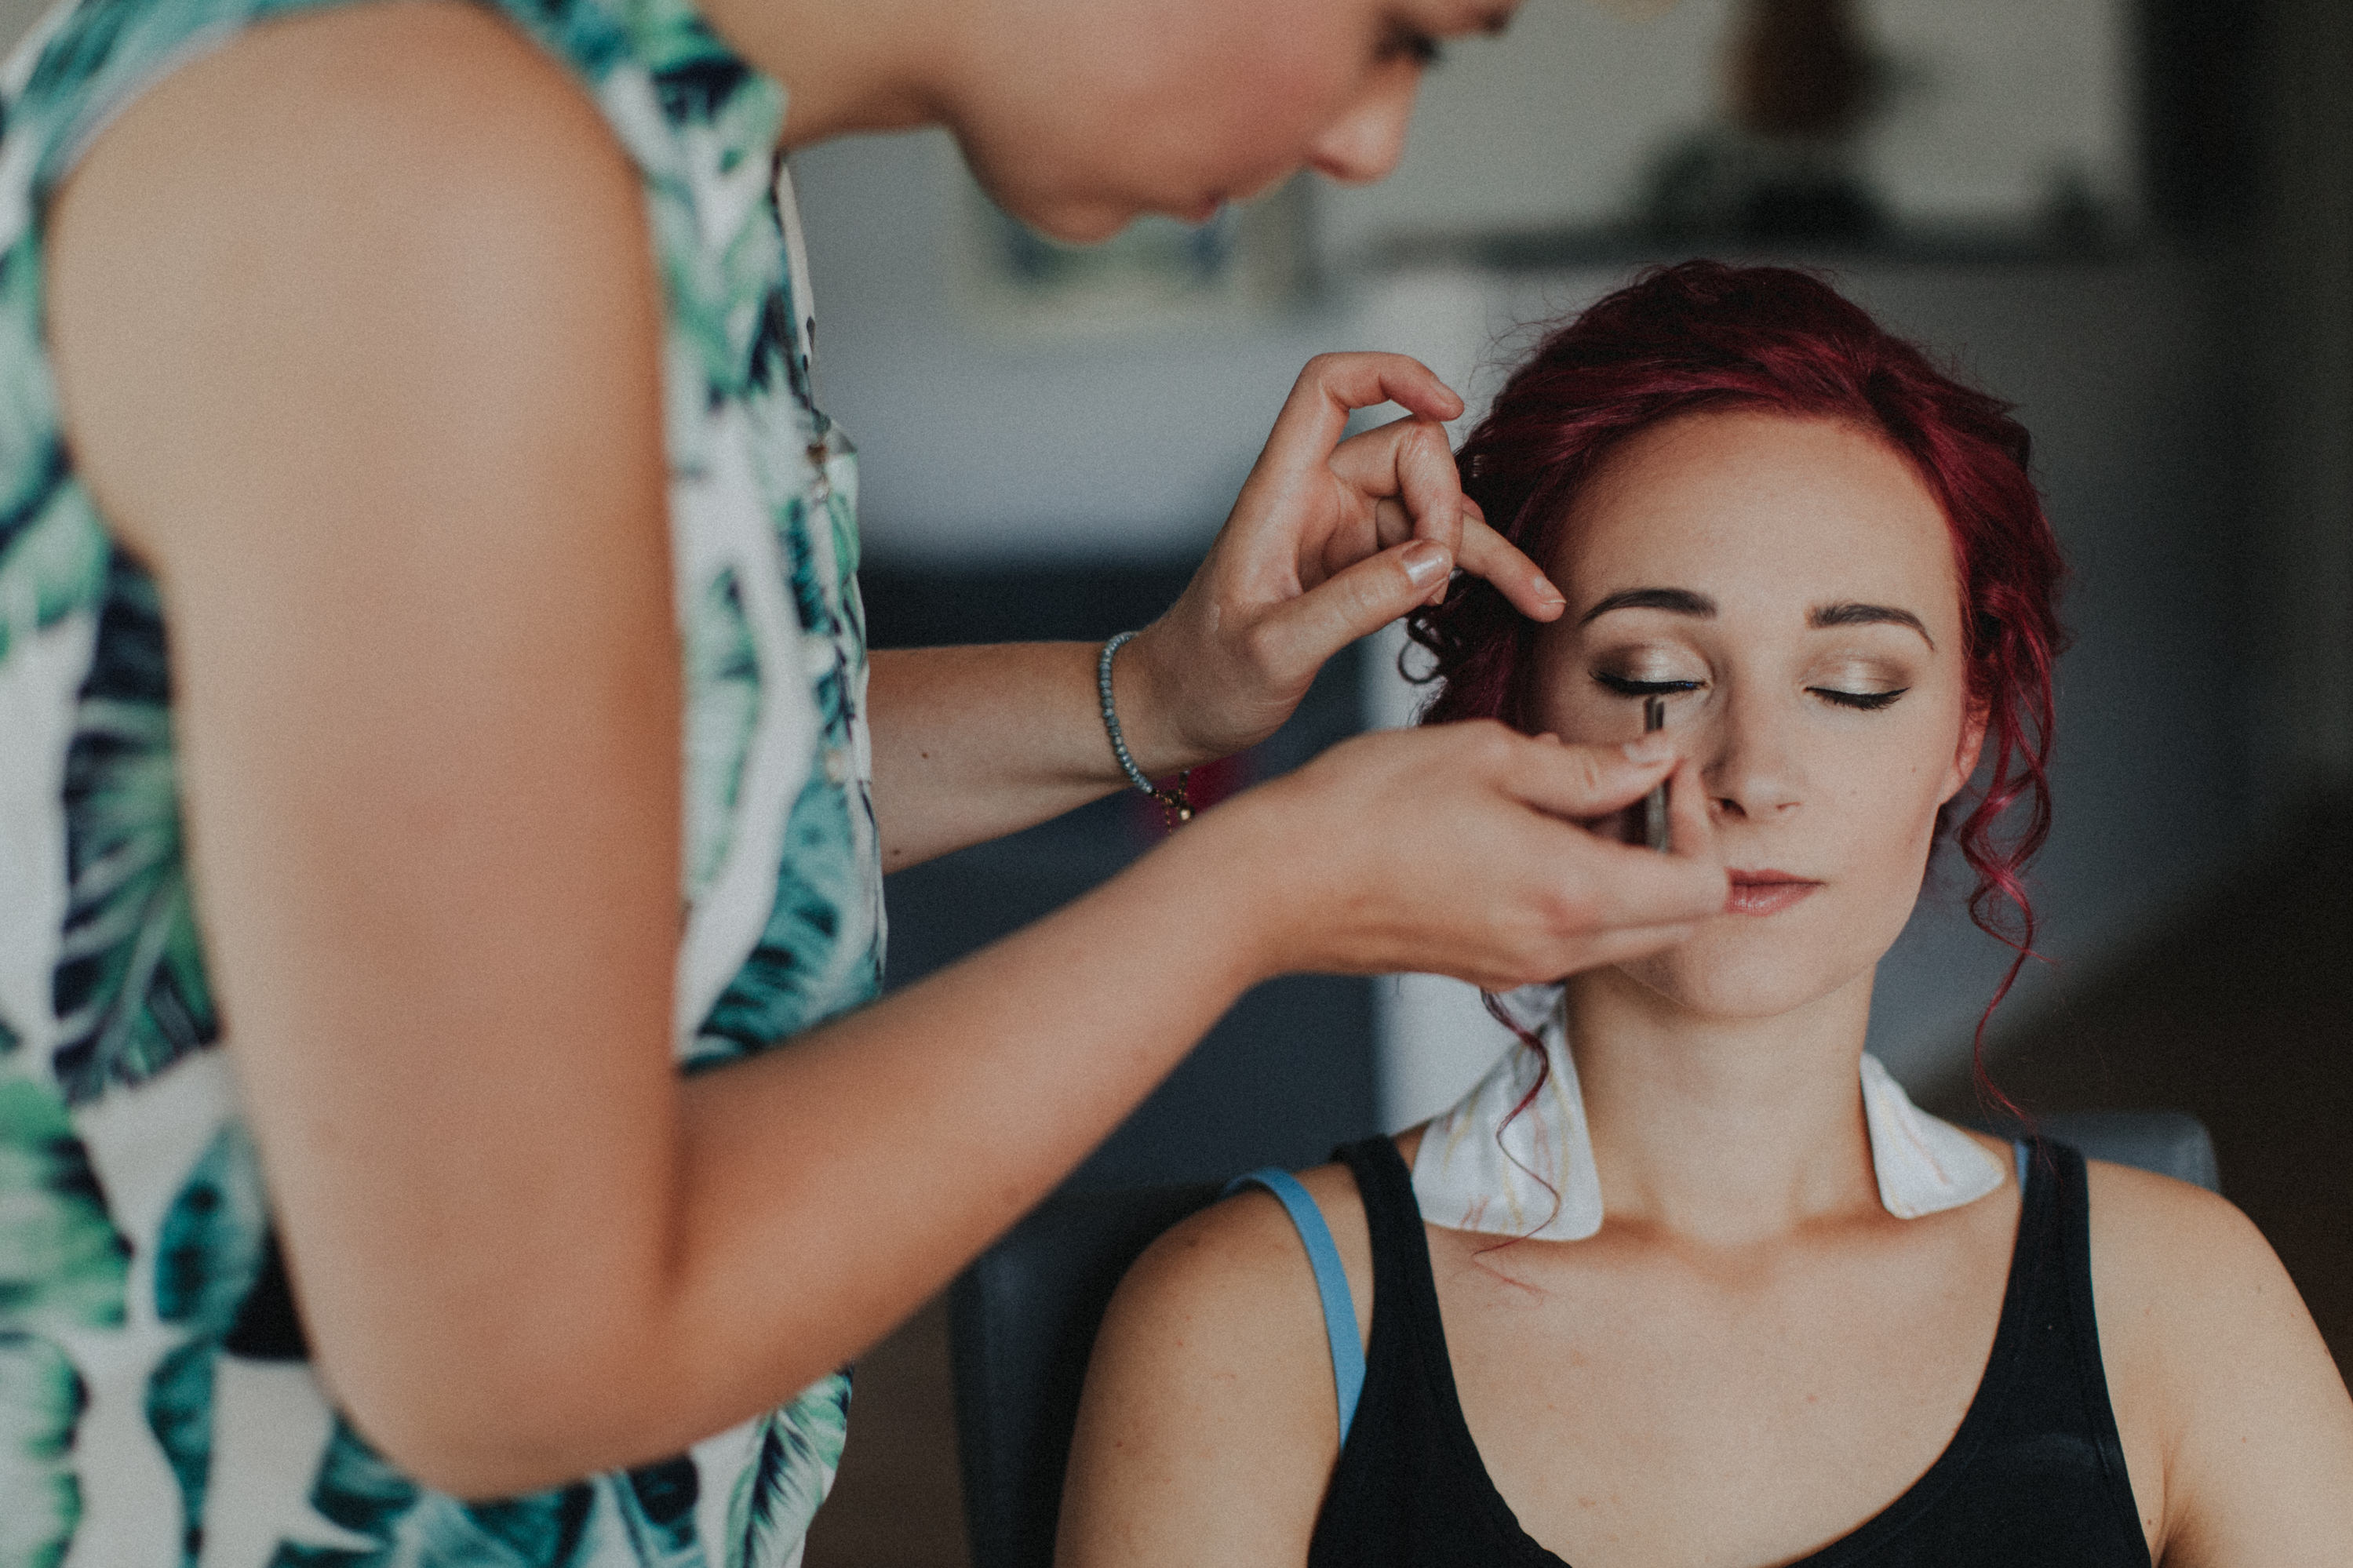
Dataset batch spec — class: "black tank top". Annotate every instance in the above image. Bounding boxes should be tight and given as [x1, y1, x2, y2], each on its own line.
[1306, 1136, 2152, 1567]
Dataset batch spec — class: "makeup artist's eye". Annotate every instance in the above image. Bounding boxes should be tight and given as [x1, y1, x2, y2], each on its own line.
[1809, 686, 1909, 711]
[1594, 671, 1704, 698]
[1378, 20, 1444, 65]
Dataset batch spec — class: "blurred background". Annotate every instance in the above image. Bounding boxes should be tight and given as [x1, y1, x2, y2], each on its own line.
[780, 3, 2348, 1561]
[2, 0, 2334, 1558]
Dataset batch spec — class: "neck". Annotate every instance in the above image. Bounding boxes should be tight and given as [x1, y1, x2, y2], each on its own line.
[696, 0, 952, 148]
[1564, 968, 1881, 1246]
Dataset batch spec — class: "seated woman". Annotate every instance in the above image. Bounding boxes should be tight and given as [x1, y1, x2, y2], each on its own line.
[1055, 262, 2353, 1567]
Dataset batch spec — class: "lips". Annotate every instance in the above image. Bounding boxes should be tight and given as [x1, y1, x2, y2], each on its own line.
[1724, 871, 1823, 916]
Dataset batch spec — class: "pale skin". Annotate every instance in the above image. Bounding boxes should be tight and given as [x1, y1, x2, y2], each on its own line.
[39, 0, 1742, 1504]
[1060, 411, 2353, 1566]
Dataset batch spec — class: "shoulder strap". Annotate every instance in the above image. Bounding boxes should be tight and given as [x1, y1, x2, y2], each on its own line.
[1225, 1168, 1368, 1442]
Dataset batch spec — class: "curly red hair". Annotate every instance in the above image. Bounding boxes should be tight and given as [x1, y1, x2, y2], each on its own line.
[1408, 261, 2068, 1097]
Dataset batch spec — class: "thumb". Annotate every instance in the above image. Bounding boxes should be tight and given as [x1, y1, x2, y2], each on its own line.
[1502, 734, 1681, 820]
[1254, 538, 1453, 683]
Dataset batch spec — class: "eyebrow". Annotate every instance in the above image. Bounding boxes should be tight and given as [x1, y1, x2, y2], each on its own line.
[1577, 588, 1937, 649]
[1578, 588, 1716, 624]
[1809, 601, 1935, 649]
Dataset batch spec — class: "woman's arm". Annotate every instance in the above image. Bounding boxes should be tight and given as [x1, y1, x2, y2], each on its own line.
[1056, 1165, 1377, 1567]
[866, 353, 1569, 871]
[867, 641, 1126, 869]
[48, 2, 1723, 1498]
[2087, 1163, 2353, 1564]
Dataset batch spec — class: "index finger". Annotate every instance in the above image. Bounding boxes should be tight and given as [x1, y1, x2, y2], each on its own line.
[1454, 504, 1568, 620]
[1256, 352, 1465, 482]
[1328, 413, 1469, 562]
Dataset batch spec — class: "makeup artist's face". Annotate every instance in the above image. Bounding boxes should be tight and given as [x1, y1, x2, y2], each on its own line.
[949, 0, 1514, 243]
[1528, 409, 1983, 1020]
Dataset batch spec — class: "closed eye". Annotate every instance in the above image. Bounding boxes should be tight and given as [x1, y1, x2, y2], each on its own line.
[1811, 686, 1908, 711]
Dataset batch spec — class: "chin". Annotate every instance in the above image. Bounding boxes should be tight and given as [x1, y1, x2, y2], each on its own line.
[955, 141, 1139, 246]
[1016, 198, 1139, 246]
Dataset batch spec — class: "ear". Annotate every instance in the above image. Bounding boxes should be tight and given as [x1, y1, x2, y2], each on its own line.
[1940, 700, 1990, 805]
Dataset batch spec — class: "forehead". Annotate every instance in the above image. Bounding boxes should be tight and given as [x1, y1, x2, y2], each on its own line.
[1553, 408, 1961, 628]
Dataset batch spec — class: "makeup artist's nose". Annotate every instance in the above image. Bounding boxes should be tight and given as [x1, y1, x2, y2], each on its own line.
[1308, 67, 1418, 184]
[1703, 689, 1805, 823]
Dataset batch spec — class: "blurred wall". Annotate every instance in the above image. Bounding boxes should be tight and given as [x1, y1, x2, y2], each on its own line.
[789, 129, 1343, 564]
[2240, 0, 2353, 802]
[1315, 0, 2138, 258]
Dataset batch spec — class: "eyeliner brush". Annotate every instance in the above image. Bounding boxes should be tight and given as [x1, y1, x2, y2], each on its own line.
[1642, 694, 1670, 853]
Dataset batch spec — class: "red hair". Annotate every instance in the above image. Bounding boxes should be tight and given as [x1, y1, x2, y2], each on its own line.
[1409, 261, 2068, 1103]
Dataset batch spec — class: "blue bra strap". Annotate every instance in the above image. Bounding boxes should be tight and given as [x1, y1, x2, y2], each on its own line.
[2015, 1138, 2031, 1190]
[1225, 1167, 1368, 1442]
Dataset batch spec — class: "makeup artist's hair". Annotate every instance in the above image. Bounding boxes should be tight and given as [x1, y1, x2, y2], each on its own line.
[1408, 260, 2067, 1104]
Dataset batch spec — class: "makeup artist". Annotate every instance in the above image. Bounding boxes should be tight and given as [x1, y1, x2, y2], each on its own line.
[1, 0, 1722, 1555]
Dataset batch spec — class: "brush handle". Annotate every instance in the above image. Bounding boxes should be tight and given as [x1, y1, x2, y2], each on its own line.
[1641, 694, 1670, 852]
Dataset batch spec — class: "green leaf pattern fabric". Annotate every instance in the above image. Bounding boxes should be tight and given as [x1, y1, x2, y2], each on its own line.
[0, 0, 884, 1556]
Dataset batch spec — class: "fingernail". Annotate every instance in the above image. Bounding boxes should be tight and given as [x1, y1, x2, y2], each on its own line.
[1401, 540, 1452, 588]
[1622, 736, 1673, 764]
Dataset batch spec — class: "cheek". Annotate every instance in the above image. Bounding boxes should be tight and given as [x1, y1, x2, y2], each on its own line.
[1185, 53, 1360, 178]
[1819, 766, 1949, 940]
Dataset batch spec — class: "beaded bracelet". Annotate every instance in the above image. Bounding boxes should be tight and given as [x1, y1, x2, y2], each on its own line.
[1098, 631, 1193, 828]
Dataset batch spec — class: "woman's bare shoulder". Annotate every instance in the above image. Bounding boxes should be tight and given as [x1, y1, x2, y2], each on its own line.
[2084, 1156, 2322, 1390]
[2083, 1155, 2309, 1329]
[49, 0, 657, 569]
[1054, 1157, 1378, 1568]
[1094, 1155, 1375, 1396]
[63, 0, 623, 202]
[2085, 1159, 2353, 1563]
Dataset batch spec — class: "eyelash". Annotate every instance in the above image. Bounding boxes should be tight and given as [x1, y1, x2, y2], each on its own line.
[1594, 673, 1700, 698]
[1591, 671, 1910, 711]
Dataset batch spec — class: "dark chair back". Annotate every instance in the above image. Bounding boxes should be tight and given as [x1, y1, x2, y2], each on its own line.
[1994, 1108, 2220, 1193]
[948, 1111, 2217, 1568]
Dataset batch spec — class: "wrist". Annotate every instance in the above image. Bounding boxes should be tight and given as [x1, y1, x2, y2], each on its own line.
[1108, 623, 1218, 780]
[1131, 780, 1312, 989]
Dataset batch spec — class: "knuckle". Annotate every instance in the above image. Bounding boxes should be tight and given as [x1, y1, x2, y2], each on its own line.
[1459, 721, 1517, 769]
[1237, 618, 1288, 676]
[1539, 887, 1597, 940]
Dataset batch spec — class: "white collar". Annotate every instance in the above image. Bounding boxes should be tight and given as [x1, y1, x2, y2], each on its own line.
[1410, 985, 2009, 1241]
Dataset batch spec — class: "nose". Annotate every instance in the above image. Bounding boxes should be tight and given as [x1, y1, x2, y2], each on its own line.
[1307, 65, 1419, 185]
[1701, 687, 1806, 824]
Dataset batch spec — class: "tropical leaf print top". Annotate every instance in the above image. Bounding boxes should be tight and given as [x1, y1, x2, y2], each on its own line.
[0, 0, 884, 1557]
